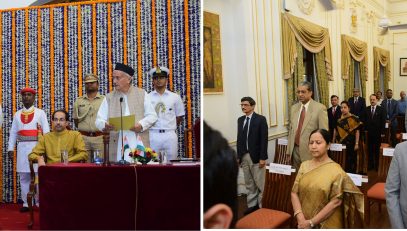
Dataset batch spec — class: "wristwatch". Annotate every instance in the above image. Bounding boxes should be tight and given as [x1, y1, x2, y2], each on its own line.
[309, 219, 314, 228]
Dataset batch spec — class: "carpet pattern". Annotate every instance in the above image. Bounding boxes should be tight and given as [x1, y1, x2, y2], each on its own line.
[0, 203, 40, 230]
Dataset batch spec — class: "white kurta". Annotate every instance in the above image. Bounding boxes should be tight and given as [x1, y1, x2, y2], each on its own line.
[8, 107, 50, 172]
[95, 91, 157, 161]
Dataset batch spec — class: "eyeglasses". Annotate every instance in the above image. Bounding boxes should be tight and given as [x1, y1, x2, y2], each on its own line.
[53, 118, 66, 122]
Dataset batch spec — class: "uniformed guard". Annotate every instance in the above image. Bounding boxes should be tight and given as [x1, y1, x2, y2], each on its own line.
[8, 87, 50, 212]
[148, 66, 185, 161]
[73, 73, 105, 162]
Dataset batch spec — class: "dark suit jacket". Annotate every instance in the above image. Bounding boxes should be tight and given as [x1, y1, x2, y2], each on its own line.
[348, 96, 366, 122]
[328, 106, 341, 135]
[237, 112, 268, 164]
[382, 98, 398, 122]
[365, 105, 386, 138]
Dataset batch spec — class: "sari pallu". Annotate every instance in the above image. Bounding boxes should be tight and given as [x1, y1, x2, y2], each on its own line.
[335, 114, 362, 172]
[292, 160, 364, 228]
[335, 114, 362, 144]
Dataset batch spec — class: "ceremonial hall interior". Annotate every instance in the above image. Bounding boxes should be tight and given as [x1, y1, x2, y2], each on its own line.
[204, 0, 407, 229]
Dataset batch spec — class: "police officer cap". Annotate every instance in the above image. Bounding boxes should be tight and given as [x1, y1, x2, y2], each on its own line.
[114, 63, 135, 77]
[84, 73, 99, 83]
[149, 66, 170, 78]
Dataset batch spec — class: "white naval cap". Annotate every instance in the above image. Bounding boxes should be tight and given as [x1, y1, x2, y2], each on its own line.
[148, 66, 170, 77]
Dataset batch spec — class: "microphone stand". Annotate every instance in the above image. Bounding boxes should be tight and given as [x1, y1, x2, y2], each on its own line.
[118, 97, 129, 165]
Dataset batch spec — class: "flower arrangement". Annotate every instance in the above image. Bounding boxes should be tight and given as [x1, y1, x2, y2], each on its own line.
[129, 146, 158, 164]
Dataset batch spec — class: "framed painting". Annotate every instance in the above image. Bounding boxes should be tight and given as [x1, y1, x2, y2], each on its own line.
[400, 58, 407, 76]
[204, 11, 223, 94]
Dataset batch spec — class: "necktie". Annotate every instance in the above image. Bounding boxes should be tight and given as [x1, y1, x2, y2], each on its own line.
[242, 117, 250, 152]
[354, 97, 357, 104]
[371, 106, 375, 119]
[295, 106, 306, 146]
[332, 107, 336, 116]
[387, 100, 391, 112]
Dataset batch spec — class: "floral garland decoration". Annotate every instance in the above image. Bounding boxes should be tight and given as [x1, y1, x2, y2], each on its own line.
[141, 0, 153, 91]
[37, 9, 43, 108]
[96, 3, 108, 95]
[68, 5, 79, 117]
[188, 0, 201, 156]
[12, 10, 18, 202]
[111, 2, 124, 66]
[28, 10, 39, 96]
[0, 13, 3, 199]
[126, 0, 137, 82]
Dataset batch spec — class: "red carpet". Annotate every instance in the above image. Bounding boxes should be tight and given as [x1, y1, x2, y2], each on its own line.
[0, 204, 40, 230]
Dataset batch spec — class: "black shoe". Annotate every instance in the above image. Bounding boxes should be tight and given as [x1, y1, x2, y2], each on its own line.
[244, 205, 259, 215]
[20, 207, 29, 213]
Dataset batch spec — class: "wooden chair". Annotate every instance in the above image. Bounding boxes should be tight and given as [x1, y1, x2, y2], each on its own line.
[356, 133, 367, 174]
[396, 115, 406, 133]
[26, 133, 110, 230]
[328, 144, 346, 170]
[27, 158, 42, 229]
[236, 170, 296, 228]
[273, 138, 290, 165]
[381, 126, 391, 144]
[365, 146, 393, 226]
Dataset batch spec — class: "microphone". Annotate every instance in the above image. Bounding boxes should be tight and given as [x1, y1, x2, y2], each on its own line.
[117, 97, 129, 165]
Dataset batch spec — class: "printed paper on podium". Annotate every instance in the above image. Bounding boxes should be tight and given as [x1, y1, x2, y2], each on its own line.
[108, 115, 136, 131]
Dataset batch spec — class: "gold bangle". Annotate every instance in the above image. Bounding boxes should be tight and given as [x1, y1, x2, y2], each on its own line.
[294, 210, 302, 217]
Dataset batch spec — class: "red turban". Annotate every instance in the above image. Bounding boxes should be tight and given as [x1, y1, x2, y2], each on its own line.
[20, 87, 36, 95]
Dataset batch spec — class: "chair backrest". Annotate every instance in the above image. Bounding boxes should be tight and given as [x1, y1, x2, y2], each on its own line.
[261, 170, 296, 214]
[273, 138, 290, 165]
[396, 116, 406, 133]
[378, 146, 393, 181]
[381, 126, 391, 144]
[329, 144, 347, 170]
[184, 128, 191, 158]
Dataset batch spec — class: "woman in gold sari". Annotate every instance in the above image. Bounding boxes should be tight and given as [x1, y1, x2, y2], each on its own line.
[333, 101, 362, 173]
[291, 129, 364, 228]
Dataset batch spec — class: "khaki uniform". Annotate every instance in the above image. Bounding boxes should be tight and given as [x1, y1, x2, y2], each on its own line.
[73, 93, 105, 162]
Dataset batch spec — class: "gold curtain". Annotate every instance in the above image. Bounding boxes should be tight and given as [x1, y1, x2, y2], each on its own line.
[287, 40, 305, 114]
[344, 58, 356, 100]
[360, 59, 366, 98]
[373, 47, 391, 92]
[282, 13, 333, 80]
[341, 35, 368, 81]
[315, 51, 329, 107]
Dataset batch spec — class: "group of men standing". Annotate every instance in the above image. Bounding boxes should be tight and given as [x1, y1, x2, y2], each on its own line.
[236, 81, 328, 215]
[7, 63, 185, 212]
[236, 80, 407, 216]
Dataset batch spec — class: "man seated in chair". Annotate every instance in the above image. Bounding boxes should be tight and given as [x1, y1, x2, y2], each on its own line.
[29, 109, 88, 166]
